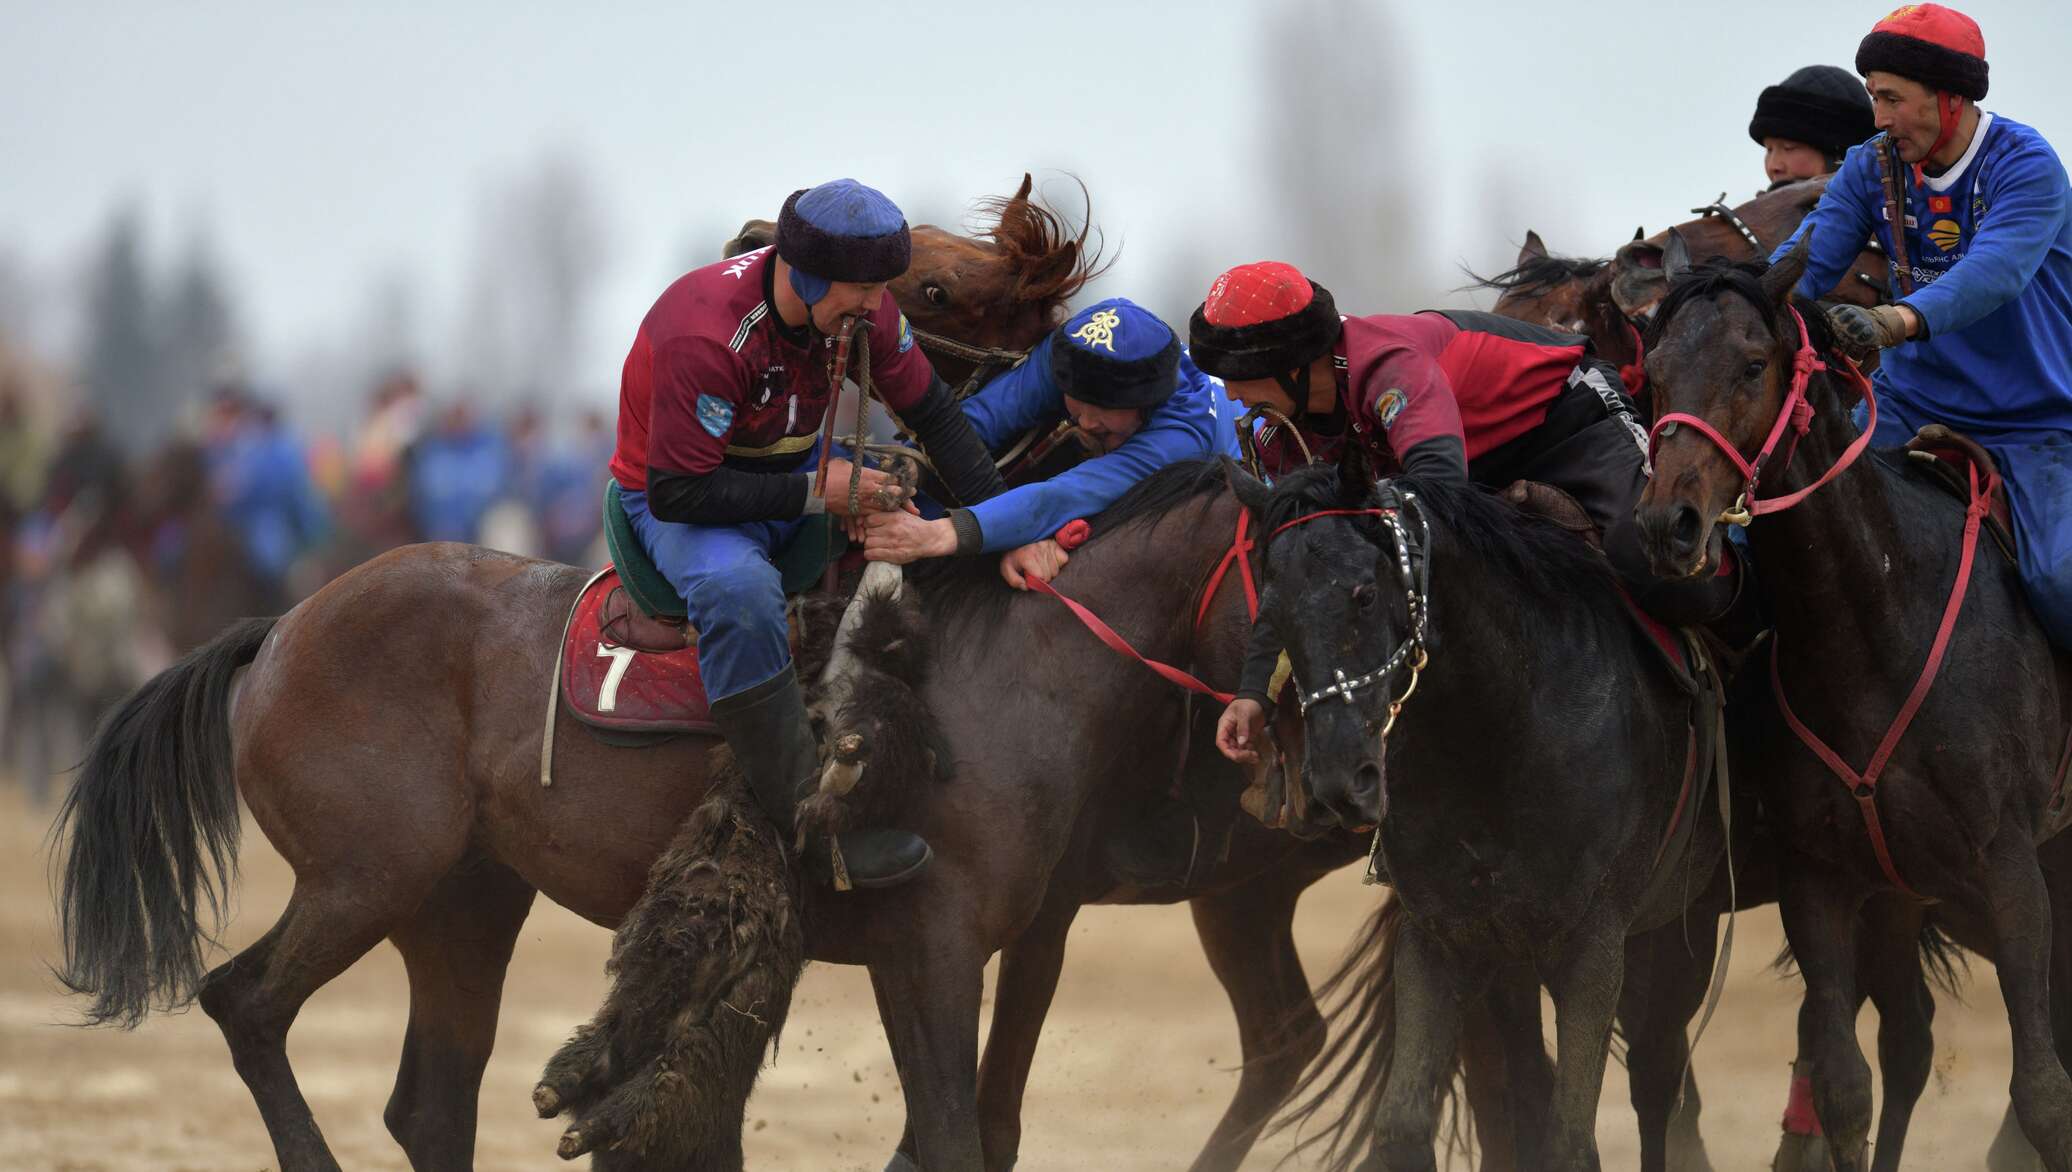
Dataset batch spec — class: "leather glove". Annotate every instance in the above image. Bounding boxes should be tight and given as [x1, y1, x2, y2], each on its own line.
[1827, 303, 1912, 352]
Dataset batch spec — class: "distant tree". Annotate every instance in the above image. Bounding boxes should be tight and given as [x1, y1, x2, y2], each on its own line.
[159, 230, 240, 421]
[460, 149, 609, 407]
[80, 204, 160, 451]
[1257, 0, 1431, 310]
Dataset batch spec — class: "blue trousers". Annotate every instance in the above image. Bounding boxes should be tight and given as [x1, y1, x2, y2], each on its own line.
[1872, 394, 2072, 649]
[619, 487, 803, 702]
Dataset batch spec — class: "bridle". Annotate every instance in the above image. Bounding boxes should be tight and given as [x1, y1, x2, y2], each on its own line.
[1646, 302, 1875, 527]
[907, 325, 1030, 399]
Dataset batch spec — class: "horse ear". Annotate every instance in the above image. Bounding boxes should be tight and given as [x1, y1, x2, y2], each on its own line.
[723, 219, 775, 259]
[1015, 239, 1080, 303]
[1338, 444, 1378, 502]
[1223, 459, 1272, 516]
[1633, 226, 1646, 242]
[1518, 230, 1548, 265]
[1662, 227, 1694, 281]
[1012, 172, 1035, 205]
[1762, 232, 1813, 306]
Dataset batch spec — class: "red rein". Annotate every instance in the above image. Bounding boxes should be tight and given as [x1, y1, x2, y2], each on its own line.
[1648, 302, 1982, 900]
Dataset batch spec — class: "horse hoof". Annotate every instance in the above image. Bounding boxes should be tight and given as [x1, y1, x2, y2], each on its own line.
[532, 1082, 562, 1118]
[558, 1126, 590, 1161]
[883, 1153, 921, 1172]
[1770, 1132, 1828, 1172]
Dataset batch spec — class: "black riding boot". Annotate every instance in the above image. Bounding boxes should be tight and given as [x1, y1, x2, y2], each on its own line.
[708, 666, 932, 889]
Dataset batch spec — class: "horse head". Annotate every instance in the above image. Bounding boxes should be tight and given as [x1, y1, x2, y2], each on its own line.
[1635, 236, 1819, 578]
[1235, 456, 1423, 830]
[1610, 177, 1835, 320]
[722, 174, 1104, 386]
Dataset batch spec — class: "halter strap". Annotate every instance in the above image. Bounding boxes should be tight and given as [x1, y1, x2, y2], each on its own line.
[1269, 508, 1392, 541]
[1646, 304, 1877, 524]
[1692, 193, 1767, 255]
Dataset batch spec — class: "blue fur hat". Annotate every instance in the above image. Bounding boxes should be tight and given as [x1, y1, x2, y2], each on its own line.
[776, 179, 911, 305]
[1049, 298, 1182, 410]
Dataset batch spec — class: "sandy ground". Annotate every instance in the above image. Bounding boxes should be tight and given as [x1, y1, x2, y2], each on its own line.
[0, 781, 2022, 1171]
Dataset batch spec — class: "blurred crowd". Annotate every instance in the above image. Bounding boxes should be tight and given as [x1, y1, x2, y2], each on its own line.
[0, 368, 612, 798]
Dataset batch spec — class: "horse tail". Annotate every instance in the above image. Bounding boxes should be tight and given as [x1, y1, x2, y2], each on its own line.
[1269, 893, 1467, 1171]
[1918, 917, 1969, 998]
[51, 616, 275, 1027]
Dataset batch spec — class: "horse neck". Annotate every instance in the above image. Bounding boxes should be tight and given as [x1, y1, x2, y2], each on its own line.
[1746, 366, 1922, 650]
[1411, 507, 1602, 714]
[1582, 273, 1639, 368]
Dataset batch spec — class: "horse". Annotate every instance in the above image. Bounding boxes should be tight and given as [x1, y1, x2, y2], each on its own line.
[1634, 245, 2072, 1170]
[1475, 232, 1647, 405]
[1239, 458, 1727, 1171]
[1608, 176, 1888, 322]
[49, 178, 1126, 1172]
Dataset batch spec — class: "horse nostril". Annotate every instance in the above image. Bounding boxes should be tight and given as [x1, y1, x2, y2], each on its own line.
[1670, 505, 1702, 554]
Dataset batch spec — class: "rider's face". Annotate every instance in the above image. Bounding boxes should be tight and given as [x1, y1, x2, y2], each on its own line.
[809, 280, 889, 335]
[1061, 396, 1145, 452]
[1220, 375, 1299, 418]
[1762, 137, 1829, 185]
[1865, 72, 1950, 164]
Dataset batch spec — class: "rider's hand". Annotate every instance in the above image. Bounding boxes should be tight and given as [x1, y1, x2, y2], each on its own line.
[1216, 698, 1268, 765]
[820, 459, 910, 519]
[1826, 303, 1915, 352]
[862, 511, 957, 564]
[999, 539, 1069, 590]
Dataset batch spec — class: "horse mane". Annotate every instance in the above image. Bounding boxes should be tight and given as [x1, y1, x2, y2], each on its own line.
[1459, 251, 1608, 299]
[971, 176, 1111, 307]
[1644, 256, 1838, 361]
[1263, 463, 1620, 611]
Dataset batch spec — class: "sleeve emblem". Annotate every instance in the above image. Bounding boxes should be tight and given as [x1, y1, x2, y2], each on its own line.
[1376, 387, 1408, 429]
[695, 393, 735, 438]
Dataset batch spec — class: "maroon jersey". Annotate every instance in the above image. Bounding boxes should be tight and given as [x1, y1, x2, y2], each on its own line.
[1253, 310, 1586, 478]
[609, 247, 933, 490]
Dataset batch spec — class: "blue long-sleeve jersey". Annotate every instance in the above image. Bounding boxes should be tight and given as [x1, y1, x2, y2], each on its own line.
[956, 343, 1240, 552]
[1774, 113, 2072, 435]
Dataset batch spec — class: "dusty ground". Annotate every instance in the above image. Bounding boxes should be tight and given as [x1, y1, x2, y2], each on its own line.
[0, 781, 2020, 1170]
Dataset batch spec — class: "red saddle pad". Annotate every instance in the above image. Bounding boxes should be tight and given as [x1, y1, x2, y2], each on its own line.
[559, 567, 716, 735]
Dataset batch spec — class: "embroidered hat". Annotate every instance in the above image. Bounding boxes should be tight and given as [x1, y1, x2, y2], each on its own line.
[1048, 298, 1181, 411]
[1857, 4, 1988, 101]
[775, 179, 912, 305]
[1187, 261, 1342, 380]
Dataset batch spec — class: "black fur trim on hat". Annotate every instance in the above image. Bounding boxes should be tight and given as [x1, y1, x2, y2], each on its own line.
[1187, 282, 1343, 381]
[1857, 30, 1988, 101]
[1048, 327, 1181, 411]
[1749, 89, 1877, 154]
[774, 189, 912, 284]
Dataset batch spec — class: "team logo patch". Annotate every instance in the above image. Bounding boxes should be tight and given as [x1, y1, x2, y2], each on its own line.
[1070, 307, 1121, 352]
[897, 313, 915, 353]
[1375, 387, 1408, 429]
[1927, 218, 1963, 252]
[695, 394, 735, 438]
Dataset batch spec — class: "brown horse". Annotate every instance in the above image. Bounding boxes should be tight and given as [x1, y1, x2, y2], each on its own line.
[1477, 232, 1647, 404]
[1608, 177, 1888, 321]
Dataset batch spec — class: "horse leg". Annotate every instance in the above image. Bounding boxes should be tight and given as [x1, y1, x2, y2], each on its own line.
[1542, 913, 1627, 1171]
[1185, 868, 1323, 1172]
[196, 877, 424, 1172]
[1776, 859, 1874, 1171]
[1621, 914, 1719, 1172]
[871, 928, 987, 1171]
[1475, 964, 1551, 1172]
[382, 857, 538, 1171]
[1374, 918, 1466, 1172]
[1857, 895, 1933, 1172]
[972, 884, 1081, 1171]
[1980, 825, 2072, 1170]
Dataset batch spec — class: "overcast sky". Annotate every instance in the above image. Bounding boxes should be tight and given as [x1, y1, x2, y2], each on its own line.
[3, 0, 2063, 417]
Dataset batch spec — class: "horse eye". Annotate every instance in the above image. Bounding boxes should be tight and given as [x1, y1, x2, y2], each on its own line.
[1743, 359, 1766, 380]
[1353, 583, 1378, 611]
[923, 283, 949, 307]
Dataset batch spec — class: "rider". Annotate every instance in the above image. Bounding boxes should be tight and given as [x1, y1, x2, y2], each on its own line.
[608, 178, 1006, 888]
[1187, 260, 1757, 764]
[1773, 3, 2072, 648]
[859, 297, 1240, 587]
[1751, 64, 1879, 189]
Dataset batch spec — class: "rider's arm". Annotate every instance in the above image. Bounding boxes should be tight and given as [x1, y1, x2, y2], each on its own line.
[1234, 615, 1283, 711]
[1360, 349, 1469, 483]
[959, 414, 1194, 553]
[1778, 143, 1880, 301]
[1901, 137, 2068, 337]
[866, 293, 1008, 508]
[958, 344, 1053, 451]
[644, 335, 815, 525]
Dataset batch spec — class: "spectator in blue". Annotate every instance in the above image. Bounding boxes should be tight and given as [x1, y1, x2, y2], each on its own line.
[408, 401, 511, 543]
[203, 389, 328, 594]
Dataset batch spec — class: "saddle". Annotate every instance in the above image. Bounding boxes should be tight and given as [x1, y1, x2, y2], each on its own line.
[1902, 424, 2017, 561]
[552, 482, 848, 742]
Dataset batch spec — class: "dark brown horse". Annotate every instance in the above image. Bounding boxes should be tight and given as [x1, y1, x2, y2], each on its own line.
[1608, 176, 1888, 321]
[1636, 248, 2072, 1170]
[1477, 233, 1647, 404]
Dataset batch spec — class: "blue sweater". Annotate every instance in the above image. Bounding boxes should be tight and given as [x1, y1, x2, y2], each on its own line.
[1775, 113, 2072, 435]
[958, 343, 1240, 552]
